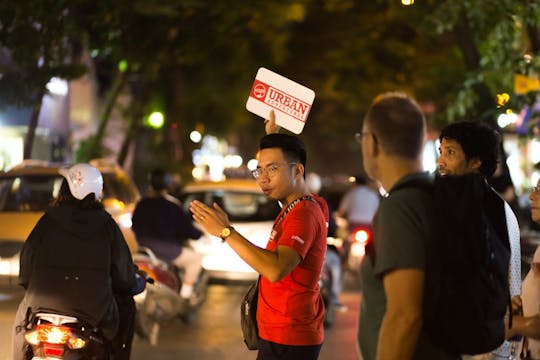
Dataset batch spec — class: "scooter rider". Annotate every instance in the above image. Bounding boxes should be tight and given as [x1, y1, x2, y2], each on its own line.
[132, 168, 203, 302]
[12, 163, 137, 359]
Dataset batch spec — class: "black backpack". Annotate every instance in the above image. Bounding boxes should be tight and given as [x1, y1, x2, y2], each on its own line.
[391, 173, 511, 355]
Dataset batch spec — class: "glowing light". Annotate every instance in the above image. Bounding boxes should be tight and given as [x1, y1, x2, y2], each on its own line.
[148, 112, 165, 129]
[354, 229, 370, 243]
[532, 139, 540, 164]
[401, 0, 414, 4]
[224, 155, 243, 168]
[496, 93, 510, 108]
[46, 78, 68, 96]
[423, 140, 438, 173]
[118, 60, 128, 73]
[247, 159, 258, 171]
[497, 110, 518, 128]
[192, 167, 205, 180]
[190, 131, 202, 143]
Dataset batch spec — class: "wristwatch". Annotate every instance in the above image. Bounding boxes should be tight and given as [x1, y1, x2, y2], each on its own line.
[219, 226, 234, 242]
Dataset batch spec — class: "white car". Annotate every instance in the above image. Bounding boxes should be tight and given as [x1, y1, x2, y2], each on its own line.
[0, 159, 140, 279]
[181, 179, 281, 281]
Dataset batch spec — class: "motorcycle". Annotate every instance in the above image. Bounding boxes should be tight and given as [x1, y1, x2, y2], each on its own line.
[344, 224, 372, 275]
[23, 312, 111, 359]
[22, 272, 148, 359]
[132, 245, 209, 346]
[320, 235, 345, 328]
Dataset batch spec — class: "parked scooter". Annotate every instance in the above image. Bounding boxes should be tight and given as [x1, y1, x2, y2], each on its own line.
[22, 272, 148, 359]
[133, 245, 209, 346]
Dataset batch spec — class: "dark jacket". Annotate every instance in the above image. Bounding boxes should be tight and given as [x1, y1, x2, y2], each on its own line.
[131, 195, 202, 262]
[19, 205, 136, 338]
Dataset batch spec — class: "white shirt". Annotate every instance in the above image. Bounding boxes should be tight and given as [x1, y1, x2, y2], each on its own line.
[520, 246, 540, 359]
[338, 185, 380, 224]
[492, 202, 522, 359]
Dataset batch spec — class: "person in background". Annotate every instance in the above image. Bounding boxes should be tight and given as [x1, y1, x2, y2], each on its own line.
[437, 121, 522, 360]
[506, 180, 540, 359]
[337, 175, 380, 232]
[12, 163, 136, 359]
[306, 172, 346, 313]
[357, 92, 457, 359]
[190, 128, 328, 360]
[131, 168, 202, 302]
[336, 175, 380, 269]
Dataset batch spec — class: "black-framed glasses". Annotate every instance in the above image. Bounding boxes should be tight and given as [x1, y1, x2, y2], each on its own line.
[251, 162, 298, 179]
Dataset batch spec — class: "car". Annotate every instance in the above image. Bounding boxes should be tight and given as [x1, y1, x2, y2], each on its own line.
[180, 179, 281, 281]
[0, 159, 140, 279]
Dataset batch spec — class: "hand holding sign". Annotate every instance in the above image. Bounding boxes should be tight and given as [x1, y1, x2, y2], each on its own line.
[246, 68, 315, 134]
[264, 110, 280, 134]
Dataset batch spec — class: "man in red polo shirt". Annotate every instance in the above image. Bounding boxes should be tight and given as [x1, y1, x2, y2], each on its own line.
[190, 131, 328, 359]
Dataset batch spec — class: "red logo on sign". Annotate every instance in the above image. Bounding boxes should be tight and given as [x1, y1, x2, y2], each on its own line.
[249, 80, 311, 123]
[253, 83, 267, 99]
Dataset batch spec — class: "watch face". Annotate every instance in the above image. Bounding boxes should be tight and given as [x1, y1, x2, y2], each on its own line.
[221, 227, 231, 238]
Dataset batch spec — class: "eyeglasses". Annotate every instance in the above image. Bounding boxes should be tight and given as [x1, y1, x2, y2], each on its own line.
[251, 163, 297, 179]
[354, 132, 377, 145]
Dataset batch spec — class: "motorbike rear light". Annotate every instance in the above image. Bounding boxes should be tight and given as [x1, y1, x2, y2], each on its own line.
[37, 324, 72, 344]
[353, 229, 370, 244]
[44, 345, 64, 357]
[24, 330, 40, 345]
[68, 336, 87, 349]
[25, 324, 87, 350]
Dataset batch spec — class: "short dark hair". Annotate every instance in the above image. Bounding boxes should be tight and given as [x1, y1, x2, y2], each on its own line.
[364, 92, 425, 159]
[439, 121, 501, 177]
[259, 133, 307, 169]
[149, 168, 171, 191]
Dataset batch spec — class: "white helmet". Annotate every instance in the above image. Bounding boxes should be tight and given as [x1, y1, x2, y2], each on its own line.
[59, 163, 103, 200]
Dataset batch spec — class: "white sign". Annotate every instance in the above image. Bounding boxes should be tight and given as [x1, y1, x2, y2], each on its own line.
[246, 67, 315, 134]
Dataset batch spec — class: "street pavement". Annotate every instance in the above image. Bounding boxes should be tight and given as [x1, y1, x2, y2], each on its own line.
[0, 274, 362, 360]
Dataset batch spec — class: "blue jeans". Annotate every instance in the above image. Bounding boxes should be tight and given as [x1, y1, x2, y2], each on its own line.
[324, 247, 343, 304]
[257, 339, 322, 360]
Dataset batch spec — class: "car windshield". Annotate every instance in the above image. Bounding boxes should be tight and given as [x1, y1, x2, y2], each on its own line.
[182, 191, 280, 222]
[0, 173, 139, 212]
[0, 175, 63, 211]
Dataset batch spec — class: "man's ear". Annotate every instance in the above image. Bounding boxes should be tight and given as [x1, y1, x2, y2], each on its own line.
[470, 157, 482, 172]
[295, 163, 304, 180]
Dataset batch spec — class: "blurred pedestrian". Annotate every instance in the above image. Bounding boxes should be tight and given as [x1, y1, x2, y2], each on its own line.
[336, 175, 380, 271]
[505, 179, 540, 359]
[336, 175, 380, 232]
[132, 168, 203, 302]
[438, 121, 522, 360]
[12, 163, 136, 359]
[306, 172, 345, 313]
[357, 92, 457, 359]
[190, 126, 328, 360]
